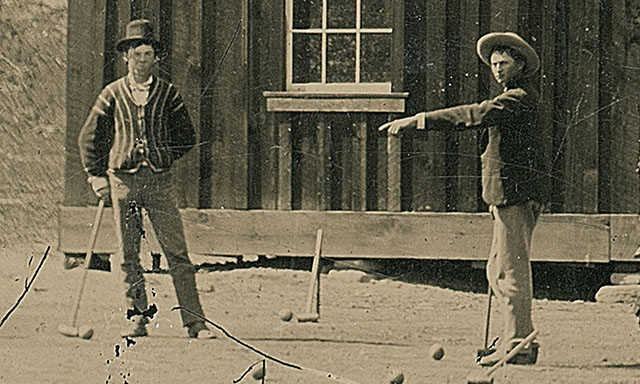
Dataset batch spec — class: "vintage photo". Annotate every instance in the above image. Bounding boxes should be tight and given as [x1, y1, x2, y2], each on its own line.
[1, 0, 639, 383]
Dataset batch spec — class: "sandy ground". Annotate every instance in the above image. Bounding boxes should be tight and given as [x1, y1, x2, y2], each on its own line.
[1, 243, 639, 384]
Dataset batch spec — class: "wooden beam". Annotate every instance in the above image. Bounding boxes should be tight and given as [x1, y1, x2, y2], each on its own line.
[265, 95, 406, 112]
[386, 132, 401, 212]
[64, 0, 109, 206]
[59, 207, 613, 263]
[351, 113, 368, 211]
[610, 215, 640, 262]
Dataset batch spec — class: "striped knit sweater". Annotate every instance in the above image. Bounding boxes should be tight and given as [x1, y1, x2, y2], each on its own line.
[78, 76, 195, 178]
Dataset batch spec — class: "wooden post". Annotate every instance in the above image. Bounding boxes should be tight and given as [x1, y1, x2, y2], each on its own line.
[387, 131, 401, 212]
[352, 113, 368, 211]
[305, 229, 323, 316]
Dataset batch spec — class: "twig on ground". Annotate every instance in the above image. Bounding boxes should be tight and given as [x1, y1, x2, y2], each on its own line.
[0, 246, 50, 329]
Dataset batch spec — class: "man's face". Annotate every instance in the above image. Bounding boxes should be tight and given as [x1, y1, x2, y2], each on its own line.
[490, 50, 524, 86]
[125, 44, 156, 81]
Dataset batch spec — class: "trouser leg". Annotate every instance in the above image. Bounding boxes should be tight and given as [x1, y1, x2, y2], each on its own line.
[145, 172, 205, 327]
[109, 173, 148, 321]
[486, 201, 540, 345]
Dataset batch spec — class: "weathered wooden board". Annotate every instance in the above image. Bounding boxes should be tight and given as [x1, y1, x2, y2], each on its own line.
[610, 215, 640, 262]
[418, 0, 448, 212]
[170, 0, 201, 208]
[64, 0, 109, 207]
[563, 0, 600, 213]
[609, 0, 640, 214]
[206, 0, 249, 209]
[455, 0, 481, 212]
[59, 207, 612, 263]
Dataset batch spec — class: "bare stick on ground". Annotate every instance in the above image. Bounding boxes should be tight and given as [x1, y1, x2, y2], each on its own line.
[0, 246, 50, 330]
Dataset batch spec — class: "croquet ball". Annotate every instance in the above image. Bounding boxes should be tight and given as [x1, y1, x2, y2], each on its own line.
[428, 343, 445, 360]
[78, 325, 94, 340]
[278, 309, 293, 322]
[252, 365, 265, 380]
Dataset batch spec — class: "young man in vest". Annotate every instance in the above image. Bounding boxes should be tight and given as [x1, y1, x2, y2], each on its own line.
[379, 32, 546, 366]
[78, 19, 214, 339]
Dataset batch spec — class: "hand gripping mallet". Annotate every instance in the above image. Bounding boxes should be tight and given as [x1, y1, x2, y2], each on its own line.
[58, 198, 105, 339]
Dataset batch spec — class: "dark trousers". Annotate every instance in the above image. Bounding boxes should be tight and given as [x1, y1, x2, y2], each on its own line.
[109, 167, 205, 327]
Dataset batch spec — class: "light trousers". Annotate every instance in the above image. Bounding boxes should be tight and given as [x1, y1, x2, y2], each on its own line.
[487, 200, 542, 345]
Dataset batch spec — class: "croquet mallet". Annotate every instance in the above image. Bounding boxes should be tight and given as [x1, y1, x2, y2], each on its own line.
[297, 229, 323, 323]
[58, 198, 105, 338]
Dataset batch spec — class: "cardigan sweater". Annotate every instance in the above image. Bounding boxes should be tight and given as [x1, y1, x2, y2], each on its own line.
[417, 83, 547, 207]
[78, 76, 195, 178]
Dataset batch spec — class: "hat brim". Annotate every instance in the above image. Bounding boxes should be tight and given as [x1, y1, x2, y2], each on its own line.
[116, 37, 164, 53]
[476, 32, 540, 76]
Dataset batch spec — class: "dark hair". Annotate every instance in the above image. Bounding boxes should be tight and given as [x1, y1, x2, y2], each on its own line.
[490, 45, 527, 68]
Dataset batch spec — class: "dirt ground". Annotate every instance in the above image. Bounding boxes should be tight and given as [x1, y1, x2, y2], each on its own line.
[1, 1, 640, 383]
[1, 243, 639, 384]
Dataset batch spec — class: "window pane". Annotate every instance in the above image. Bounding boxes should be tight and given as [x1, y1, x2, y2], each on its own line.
[293, 0, 322, 29]
[293, 33, 322, 83]
[361, 33, 391, 82]
[327, 0, 356, 28]
[361, 0, 391, 28]
[327, 34, 355, 83]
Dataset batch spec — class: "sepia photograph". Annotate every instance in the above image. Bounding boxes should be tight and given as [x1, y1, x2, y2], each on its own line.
[1, 0, 640, 383]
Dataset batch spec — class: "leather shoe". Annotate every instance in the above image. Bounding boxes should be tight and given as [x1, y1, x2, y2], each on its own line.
[187, 322, 216, 339]
[478, 340, 539, 366]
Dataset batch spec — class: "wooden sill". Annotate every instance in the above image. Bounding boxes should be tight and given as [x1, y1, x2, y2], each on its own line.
[263, 91, 408, 113]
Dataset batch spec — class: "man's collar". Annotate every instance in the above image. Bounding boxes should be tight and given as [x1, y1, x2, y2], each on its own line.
[128, 73, 153, 87]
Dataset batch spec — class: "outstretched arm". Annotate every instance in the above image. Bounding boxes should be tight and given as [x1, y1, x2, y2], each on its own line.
[379, 88, 528, 135]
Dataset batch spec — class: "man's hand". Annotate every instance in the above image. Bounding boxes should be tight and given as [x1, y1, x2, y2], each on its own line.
[378, 115, 420, 135]
[88, 176, 111, 201]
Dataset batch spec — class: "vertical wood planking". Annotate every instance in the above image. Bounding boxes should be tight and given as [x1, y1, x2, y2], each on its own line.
[114, 0, 133, 78]
[537, 0, 557, 208]
[420, 0, 448, 211]
[298, 114, 320, 210]
[256, 0, 286, 209]
[64, 0, 109, 206]
[278, 117, 293, 210]
[375, 115, 389, 211]
[387, 131, 402, 212]
[170, 0, 200, 208]
[317, 115, 332, 210]
[564, 0, 600, 213]
[456, 0, 481, 212]
[608, 0, 640, 213]
[207, 0, 250, 209]
[351, 113, 368, 211]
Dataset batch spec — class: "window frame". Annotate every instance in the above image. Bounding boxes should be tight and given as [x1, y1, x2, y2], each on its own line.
[286, 0, 395, 93]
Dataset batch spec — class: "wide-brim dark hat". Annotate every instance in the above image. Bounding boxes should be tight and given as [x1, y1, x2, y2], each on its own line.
[116, 19, 163, 53]
[476, 32, 540, 76]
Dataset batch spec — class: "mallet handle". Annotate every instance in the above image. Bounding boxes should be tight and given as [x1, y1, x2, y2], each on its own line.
[305, 229, 323, 315]
[69, 198, 105, 327]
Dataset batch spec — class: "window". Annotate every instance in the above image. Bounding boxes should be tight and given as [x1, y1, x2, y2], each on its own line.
[287, 0, 394, 93]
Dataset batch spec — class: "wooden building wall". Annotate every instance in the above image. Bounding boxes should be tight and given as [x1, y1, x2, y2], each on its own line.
[64, 0, 640, 215]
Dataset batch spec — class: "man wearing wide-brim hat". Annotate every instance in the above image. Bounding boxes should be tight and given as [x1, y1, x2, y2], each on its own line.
[379, 32, 547, 366]
[78, 19, 215, 339]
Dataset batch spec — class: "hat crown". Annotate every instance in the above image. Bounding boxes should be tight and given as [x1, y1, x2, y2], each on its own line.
[124, 19, 155, 40]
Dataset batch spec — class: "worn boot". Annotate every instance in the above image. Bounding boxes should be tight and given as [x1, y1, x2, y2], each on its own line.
[478, 338, 539, 366]
[186, 321, 216, 339]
